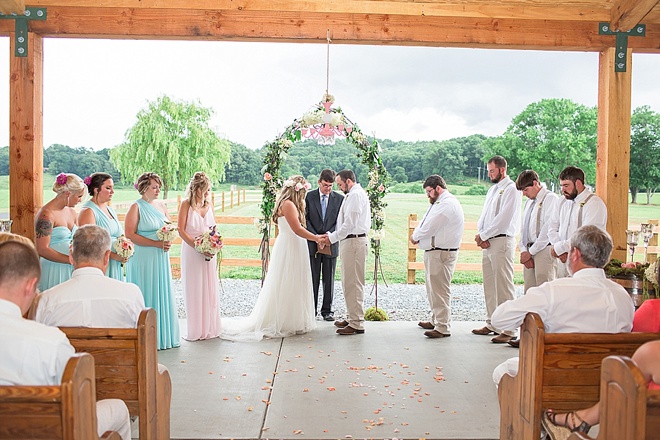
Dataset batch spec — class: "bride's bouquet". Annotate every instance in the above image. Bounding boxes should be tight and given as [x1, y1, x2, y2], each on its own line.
[194, 225, 223, 262]
[156, 221, 178, 244]
[112, 234, 134, 277]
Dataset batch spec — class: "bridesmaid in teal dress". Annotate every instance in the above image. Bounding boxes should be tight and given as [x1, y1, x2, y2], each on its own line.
[78, 172, 127, 280]
[35, 173, 86, 291]
[125, 172, 180, 350]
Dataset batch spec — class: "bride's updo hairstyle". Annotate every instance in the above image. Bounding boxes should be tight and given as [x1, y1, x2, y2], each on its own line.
[52, 173, 86, 195]
[135, 172, 163, 195]
[86, 172, 113, 197]
[185, 172, 211, 209]
[272, 175, 309, 226]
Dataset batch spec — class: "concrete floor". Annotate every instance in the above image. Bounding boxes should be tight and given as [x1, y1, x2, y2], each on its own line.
[157, 320, 516, 440]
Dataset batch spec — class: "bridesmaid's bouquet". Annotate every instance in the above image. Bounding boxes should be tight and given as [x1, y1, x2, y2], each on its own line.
[156, 221, 179, 243]
[194, 225, 223, 262]
[112, 234, 134, 276]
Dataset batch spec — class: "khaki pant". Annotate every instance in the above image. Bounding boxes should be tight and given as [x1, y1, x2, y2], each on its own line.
[523, 246, 557, 292]
[482, 236, 516, 336]
[424, 249, 458, 334]
[340, 236, 368, 330]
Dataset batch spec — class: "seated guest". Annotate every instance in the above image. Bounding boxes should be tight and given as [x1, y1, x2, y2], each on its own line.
[36, 224, 145, 328]
[543, 339, 660, 439]
[491, 225, 634, 385]
[632, 298, 660, 332]
[0, 231, 34, 246]
[0, 239, 131, 440]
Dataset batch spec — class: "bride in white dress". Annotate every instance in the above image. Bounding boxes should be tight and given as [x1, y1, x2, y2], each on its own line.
[219, 176, 325, 342]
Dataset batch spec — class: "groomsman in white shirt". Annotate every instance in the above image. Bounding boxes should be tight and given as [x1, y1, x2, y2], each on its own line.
[515, 170, 559, 292]
[547, 166, 607, 278]
[472, 156, 522, 344]
[411, 175, 464, 338]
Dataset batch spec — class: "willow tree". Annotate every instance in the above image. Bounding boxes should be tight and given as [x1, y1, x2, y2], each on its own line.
[110, 95, 231, 197]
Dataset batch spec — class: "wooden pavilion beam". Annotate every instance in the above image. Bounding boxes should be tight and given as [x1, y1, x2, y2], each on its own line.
[1, 7, 660, 52]
[596, 47, 632, 261]
[9, 32, 44, 241]
[0, 0, 25, 15]
[610, 0, 660, 31]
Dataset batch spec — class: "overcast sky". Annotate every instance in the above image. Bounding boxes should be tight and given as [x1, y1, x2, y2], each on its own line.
[2, 37, 660, 151]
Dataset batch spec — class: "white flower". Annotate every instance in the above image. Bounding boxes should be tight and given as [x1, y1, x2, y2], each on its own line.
[369, 229, 385, 240]
[281, 139, 293, 148]
[283, 179, 295, 188]
[645, 261, 659, 288]
[322, 93, 335, 104]
[302, 110, 324, 126]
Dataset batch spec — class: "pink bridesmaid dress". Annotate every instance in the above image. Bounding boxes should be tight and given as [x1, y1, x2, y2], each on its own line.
[181, 206, 221, 340]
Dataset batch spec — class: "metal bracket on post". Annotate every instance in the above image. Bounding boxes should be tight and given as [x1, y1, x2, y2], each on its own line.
[598, 22, 645, 72]
[0, 8, 47, 57]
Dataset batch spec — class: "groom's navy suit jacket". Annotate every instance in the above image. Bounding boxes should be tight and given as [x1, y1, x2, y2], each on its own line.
[305, 188, 344, 257]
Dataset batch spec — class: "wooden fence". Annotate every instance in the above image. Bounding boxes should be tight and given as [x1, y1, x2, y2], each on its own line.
[406, 215, 660, 284]
[110, 189, 247, 212]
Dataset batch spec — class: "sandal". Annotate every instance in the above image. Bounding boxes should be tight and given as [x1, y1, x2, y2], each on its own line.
[542, 409, 592, 440]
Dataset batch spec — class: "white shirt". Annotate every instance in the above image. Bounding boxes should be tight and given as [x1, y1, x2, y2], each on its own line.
[36, 267, 145, 328]
[477, 176, 522, 240]
[0, 298, 75, 386]
[491, 268, 634, 334]
[518, 188, 560, 255]
[328, 183, 371, 244]
[412, 191, 464, 250]
[547, 188, 608, 256]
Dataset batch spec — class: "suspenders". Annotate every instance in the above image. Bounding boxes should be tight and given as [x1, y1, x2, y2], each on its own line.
[577, 193, 595, 228]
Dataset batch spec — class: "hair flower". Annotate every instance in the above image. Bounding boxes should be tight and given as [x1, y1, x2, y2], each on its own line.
[133, 182, 139, 190]
[83, 176, 92, 186]
[56, 173, 67, 186]
[283, 179, 294, 188]
[295, 182, 304, 191]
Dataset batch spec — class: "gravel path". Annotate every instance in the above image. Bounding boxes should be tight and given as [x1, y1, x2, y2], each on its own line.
[173, 279, 524, 322]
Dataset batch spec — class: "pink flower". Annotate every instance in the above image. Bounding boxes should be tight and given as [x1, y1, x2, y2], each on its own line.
[304, 182, 311, 190]
[621, 262, 637, 268]
[264, 172, 272, 181]
[133, 182, 139, 190]
[378, 184, 385, 192]
[83, 176, 92, 186]
[56, 173, 67, 186]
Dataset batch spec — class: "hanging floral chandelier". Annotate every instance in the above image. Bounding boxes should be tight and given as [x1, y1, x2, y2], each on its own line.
[296, 31, 353, 146]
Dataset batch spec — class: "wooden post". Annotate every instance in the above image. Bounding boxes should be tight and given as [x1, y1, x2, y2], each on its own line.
[230, 190, 234, 209]
[236, 188, 240, 206]
[407, 213, 418, 284]
[9, 32, 43, 241]
[596, 47, 632, 261]
[221, 191, 225, 212]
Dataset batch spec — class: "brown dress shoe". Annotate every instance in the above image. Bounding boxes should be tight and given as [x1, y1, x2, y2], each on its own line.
[334, 320, 348, 328]
[424, 330, 450, 338]
[418, 321, 434, 330]
[336, 326, 365, 335]
[508, 338, 520, 348]
[491, 334, 514, 344]
[472, 326, 498, 336]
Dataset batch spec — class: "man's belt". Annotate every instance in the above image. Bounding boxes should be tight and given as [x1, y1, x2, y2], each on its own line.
[489, 234, 511, 240]
[345, 233, 367, 239]
[425, 247, 459, 252]
[526, 242, 535, 248]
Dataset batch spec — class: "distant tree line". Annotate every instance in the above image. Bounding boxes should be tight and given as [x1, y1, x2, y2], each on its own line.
[1, 98, 658, 203]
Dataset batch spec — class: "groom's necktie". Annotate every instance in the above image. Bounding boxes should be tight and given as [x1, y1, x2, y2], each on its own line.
[321, 194, 327, 221]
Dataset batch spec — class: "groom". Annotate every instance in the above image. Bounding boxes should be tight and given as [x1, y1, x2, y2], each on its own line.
[305, 169, 344, 321]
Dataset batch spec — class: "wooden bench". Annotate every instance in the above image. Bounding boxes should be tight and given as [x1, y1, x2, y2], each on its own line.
[569, 355, 660, 440]
[59, 308, 171, 440]
[498, 312, 660, 440]
[0, 353, 121, 440]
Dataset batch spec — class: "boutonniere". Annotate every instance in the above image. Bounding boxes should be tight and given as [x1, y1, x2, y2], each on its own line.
[499, 190, 504, 195]
[579, 201, 587, 207]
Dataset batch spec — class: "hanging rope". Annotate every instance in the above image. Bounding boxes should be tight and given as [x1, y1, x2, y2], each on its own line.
[326, 29, 331, 95]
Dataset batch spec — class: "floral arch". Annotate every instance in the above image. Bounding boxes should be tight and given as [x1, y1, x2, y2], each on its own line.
[257, 94, 391, 280]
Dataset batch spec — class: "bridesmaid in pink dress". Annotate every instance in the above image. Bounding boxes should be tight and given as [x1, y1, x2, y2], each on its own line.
[178, 172, 221, 341]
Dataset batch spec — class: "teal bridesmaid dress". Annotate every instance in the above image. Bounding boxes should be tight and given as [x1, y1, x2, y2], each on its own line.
[81, 200, 124, 280]
[38, 226, 75, 292]
[126, 199, 180, 350]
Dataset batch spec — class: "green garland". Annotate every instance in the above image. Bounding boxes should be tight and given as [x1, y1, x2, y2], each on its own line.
[258, 99, 391, 280]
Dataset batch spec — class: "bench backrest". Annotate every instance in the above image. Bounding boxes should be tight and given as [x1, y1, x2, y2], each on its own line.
[0, 353, 120, 440]
[59, 308, 159, 439]
[500, 312, 660, 440]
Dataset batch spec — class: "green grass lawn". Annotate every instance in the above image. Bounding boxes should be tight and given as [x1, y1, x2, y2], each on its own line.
[1, 175, 658, 284]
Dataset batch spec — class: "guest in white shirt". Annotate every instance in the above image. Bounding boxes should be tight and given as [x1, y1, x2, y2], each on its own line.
[411, 175, 464, 338]
[515, 170, 560, 292]
[322, 169, 371, 335]
[491, 225, 634, 386]
[473, 156, 522, 343]
[36, 224, 145, 328]
[547, 166, 607, 278]
[0, 239, 131, 440]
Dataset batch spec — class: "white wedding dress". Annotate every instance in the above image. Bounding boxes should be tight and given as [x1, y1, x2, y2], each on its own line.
[219, 216, 317, 341]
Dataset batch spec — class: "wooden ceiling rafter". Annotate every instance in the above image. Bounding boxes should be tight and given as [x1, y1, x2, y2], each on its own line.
[611, 0, 660, 30]
[0, 0, 25, 15]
